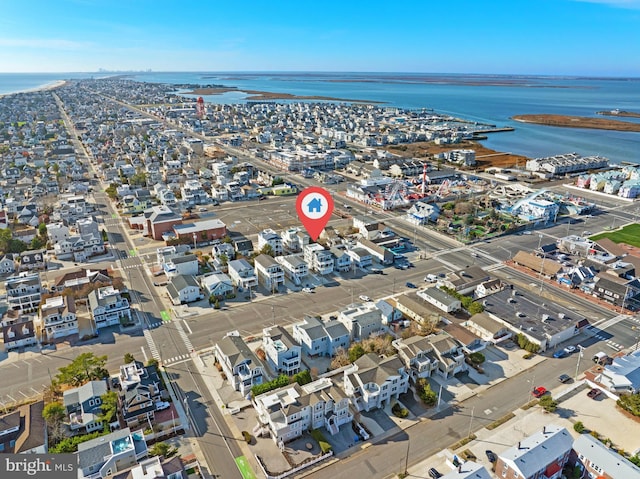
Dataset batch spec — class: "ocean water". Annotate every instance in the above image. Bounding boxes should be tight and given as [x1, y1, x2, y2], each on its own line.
[2, 71, 639, 164]
[131, 72, 640, 164]
[0, 72, 95, 95]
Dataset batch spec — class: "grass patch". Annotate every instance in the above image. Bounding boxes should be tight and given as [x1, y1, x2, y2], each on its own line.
[590, 223, 640, 248]
[522, 399, 538, 410]
[310, 429, 332, 454]
[451, 434, 476, 450]
[486, 412, 515, 430]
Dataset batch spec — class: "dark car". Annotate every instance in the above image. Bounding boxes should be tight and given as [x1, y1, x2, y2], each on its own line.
[587, 388, 602, 399]
[428, 468, 443, 479]
[485, 450, 497, 463]
[558, 374, 571, 383]
[406, 282, 417, 288]
[372, 270, 384, 275]
[553, 349, 568, 358]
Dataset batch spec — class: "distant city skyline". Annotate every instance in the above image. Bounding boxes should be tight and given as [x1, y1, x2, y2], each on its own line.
[1, 0, 639, 76]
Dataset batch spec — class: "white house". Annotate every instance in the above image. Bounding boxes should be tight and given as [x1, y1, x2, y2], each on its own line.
[596, 349, 640, 394]
[262, 326, 302, 375]
[166, 275, 202, 305]
[343, 353, 410, 412]
[303, 243, 334, 275]
[257, 229, 283, 256]
[228, 259, 258, 289]
[214, 331, 264, 397]
[163, 254, 199, 277]
[392, 336, 439, 380]
[88, 286, 132, 330]
[254, 254, 285, 291]
[346, 248, 373, 268]
[275, 254, 308, 286]
[292, 316, 350, 357]
[418, 287, 461, 313]
[253, 378, 353, 445]
[200, 272, 234, 298]
[339, 302, 383, 340]
[406, 201, 440, 225]
[38, 295, 78, 340]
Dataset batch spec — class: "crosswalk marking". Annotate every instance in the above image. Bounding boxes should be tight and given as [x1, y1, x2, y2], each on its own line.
[143, 329, 161, 362]
[176, 320, 194, 353]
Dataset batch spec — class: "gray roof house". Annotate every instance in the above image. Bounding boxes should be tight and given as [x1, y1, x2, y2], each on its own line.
[572, 433, 640, 479]
[63, 380, 108, 433]
[77, 427, 148, 479]
[166, 274, 202, 306]
[495, 425, 573, 479]
[214, 331, 264, 397]
[292, 316, 350, 357]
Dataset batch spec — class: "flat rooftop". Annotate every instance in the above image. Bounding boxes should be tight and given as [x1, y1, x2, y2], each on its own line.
[482, 286, 586, 341]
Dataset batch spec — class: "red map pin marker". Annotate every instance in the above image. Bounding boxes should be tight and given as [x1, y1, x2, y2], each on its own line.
[295, 187, 334, 241]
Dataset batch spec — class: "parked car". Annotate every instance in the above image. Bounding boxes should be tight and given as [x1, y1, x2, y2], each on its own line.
[329, 315, 337, 321]
[553, 349, 569, 359]
[405, 282, 417, 289]
[359, 295, 371, 302]
[424, 274, 438, 283]
[485, 450, 497, 463]
[563, 345, 577, 354]
[198, 207, 207, 212]
[587, 388, 602, 399]
[155, 401, 170, 411]
[372, 270, 384, 275]
[428, 468, 443, 479]
[532, 386, 547, 398]
[558, 374, 572, 383]
[110, 377, 120, 389]
[302, 287, 314, 293]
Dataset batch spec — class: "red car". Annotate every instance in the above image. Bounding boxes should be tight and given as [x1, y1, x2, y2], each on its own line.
[587, 388, 602, 399]
[532, 386, 547, 398]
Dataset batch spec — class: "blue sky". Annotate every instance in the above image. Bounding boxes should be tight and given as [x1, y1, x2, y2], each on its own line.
[1, 0, 639, 75]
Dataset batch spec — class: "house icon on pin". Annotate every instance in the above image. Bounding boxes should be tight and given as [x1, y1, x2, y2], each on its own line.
[307, 198, 322, 213]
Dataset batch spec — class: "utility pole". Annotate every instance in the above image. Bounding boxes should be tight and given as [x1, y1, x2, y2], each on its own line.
[575, 345, 584, 380]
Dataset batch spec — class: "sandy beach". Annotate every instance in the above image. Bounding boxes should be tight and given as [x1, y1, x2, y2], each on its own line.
[0, 79, 67, 99]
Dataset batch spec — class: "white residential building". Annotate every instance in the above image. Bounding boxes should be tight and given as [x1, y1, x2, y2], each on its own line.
[292, 316, 350, 357]
[343, 353, 410, 412]
[228, 259, 258, 289]
[338, 302, 383, 340]
[275, 254, 308, 286]
[257, 229, 283, 256]
[253, 377, 353, 444]
[214, 332, 264, 397]
[6, 273, 42, 313]
[38, 295, 78, 340]
[262, 326, 302, 375]
[303, 243, 334, 275]
[254, 254, 285, 291]
[88, 286, 132, 331]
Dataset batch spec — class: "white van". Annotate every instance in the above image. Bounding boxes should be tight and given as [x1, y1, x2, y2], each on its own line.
[424, 274, 438, 283]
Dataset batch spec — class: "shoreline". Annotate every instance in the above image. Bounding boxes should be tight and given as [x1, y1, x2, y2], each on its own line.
[512, 114, 640, 132]
[0, 79, 67, 99]
[180, 86, 384, 104]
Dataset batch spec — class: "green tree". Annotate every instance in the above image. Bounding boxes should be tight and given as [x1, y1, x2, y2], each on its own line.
[348, 344, 366, 363]
[105, 184, 118, 200]
[42, 402, 66, 425]
[38, 222, 48, 237]
[539, 395, 558, 413]
[149, 441, 177, 458]
[56, 352, 108, 387]
[30, 235, 46, 250]
[99, 391, 119, 424]
[222, 235, 233, 244]
[124, 353, 135, 364]
[219, 253, 228, 266]
[129, 171, 147, 187]
[260, 244, 274, 257]
[416, 378, 437, 406]
[42, 401, 67, 444]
